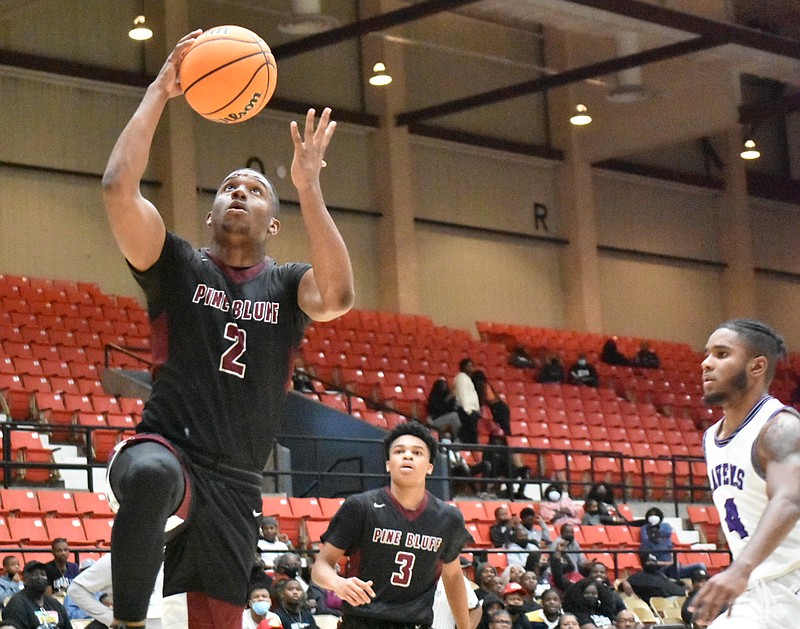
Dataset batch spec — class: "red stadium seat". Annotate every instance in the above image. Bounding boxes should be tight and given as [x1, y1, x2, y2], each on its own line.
[7, 517, 50, 546]
[73, 492, 115, 518]
[0, 488, 42, 517]
[36, 491, 80, 517]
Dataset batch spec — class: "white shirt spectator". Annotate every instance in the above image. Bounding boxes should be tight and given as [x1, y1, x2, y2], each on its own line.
[453, 372, 480, 415]
[431, 575, 480, 629]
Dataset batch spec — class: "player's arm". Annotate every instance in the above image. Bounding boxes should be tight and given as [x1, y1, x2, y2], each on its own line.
[102, 30, 201, 272]
[691, 410, 800, 624]
[310, 542, 374, 606]
[441, 557, 471, 629]
[291, 107, 355, 322]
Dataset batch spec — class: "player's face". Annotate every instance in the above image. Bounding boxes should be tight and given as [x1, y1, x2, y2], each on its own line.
[209, 170, 279, 245]
[702, 328, 754, 406]
[386, 435, 433, 485]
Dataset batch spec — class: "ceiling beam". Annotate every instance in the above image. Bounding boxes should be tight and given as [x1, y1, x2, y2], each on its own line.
[564, 0, 800, 60]
[396, 36, 716, 125]
[271, 0, 482, 60]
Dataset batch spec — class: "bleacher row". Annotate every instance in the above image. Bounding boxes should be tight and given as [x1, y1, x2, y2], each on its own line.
[0, 273, 151, 466]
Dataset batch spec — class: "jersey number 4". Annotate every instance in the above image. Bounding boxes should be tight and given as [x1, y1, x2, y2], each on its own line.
[390, 551, 416, 587]
[219, 322, 247, 378]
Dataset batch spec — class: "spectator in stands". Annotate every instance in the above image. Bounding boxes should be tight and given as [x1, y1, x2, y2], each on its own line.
[521, 564, 551, 600]
[431, 556, 483, 629]
[547, 539, 585, 594]
[501, 582, 534, 628]
[485, 429, 531, 500]
[475, 563, 500, 601]
[472, 369, 512, 436]
[584, 484, 625, 524]
[258, 516, 292, 571]
[0, 555, 23, 605]
[242, 583, 281, 629]
[274, 553, 310, 594]
[567, 355, 600, 388]
[632, 342, 660, 369]
[537, 355, 566, 384]
[557, 614, 579, 629]
[479, 594, 507, 629]
[44, 537, 79, 595]
[519, 507, 551, 548]
[551, 526, 587, 574]
[490, 506, 519, 548]
[560, 578, 617, 629]
[441, 435, 493, 497]
[526, 588, 562, 628]
[272, 577, 317, 628]
[453, 358, 482, 444]
[613, 609, 643, 629]
[581, 500, 618, 527]
[587, 561, 630, 613]
[426, 377, 462, 437]
[626, 553, 686, 604]
[63, 559, 98, 622]
[538, 483, 582, 526]
[639, 507, 706, 579]
[64, 553, 163, 629]
[680, 567, 712, 628]
[507, 526, 540, 569]
[509, 346, 537, 370]
[3, 561, 71, 629]
[601, 338, 631, 366]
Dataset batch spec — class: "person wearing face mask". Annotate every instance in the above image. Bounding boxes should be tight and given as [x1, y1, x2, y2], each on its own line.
[538, 485, 581, 527]
[626, 554, 686, 604]
[274, 553, 308, 591]
[3, 561, 71, 629]
[500, 583, 533, 629]
[638, 507, 706, 579]
[567, 355, 599, 388]
[560, 578, 616, 629]
[242, 584, 281, 629]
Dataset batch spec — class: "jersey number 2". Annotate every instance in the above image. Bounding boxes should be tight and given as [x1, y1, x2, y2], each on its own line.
[390, 551, 415, 587]
[219, 322, 247, 378]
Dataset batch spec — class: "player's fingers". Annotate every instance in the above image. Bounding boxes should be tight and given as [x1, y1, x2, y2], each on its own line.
[290, 120, 302, 147]
[305, 108, 317, 142]
[361, 579, 376, 599]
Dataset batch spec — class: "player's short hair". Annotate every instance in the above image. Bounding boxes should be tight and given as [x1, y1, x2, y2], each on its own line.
[717, 318, 786, 382]
[220, 168, 280, 214]
[383, 421, 438, 463]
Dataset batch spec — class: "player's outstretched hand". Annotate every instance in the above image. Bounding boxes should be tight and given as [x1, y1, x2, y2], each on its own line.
[335, 576, 375, 606]
[154, 30, 202, 99]
[688, 568, 747, 626]
[290, 107, 337, 191]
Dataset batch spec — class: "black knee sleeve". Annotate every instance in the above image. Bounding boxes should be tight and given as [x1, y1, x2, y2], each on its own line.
[110, 441, 185, 622]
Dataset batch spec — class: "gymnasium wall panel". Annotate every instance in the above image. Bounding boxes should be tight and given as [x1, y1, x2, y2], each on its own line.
[598, 251, 722, 348]
[755, 273, 800, 350]
[416, 222, 566, 333]
[750, 199, 800, 275]
[594, 170, 721, 262]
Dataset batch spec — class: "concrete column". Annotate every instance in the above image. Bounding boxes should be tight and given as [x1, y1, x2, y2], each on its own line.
[362, 0, 419, 314]
[153, 0, 202, 246]
[547, 29, 603, 333]
[718, 126, 758, 317]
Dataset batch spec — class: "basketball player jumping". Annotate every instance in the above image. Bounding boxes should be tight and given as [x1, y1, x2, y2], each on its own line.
[312, 422, 472, 629]
[691, 319, 800, 627]
[101, 31, 354, 629]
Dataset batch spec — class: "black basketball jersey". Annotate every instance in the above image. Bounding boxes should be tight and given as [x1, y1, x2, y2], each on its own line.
[321, 486, 470, 625]
[131, 232, 310, 472]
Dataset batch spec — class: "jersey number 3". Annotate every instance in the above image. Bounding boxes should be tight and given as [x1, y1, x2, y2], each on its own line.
[390, 551, 416, 587]
[219, 322, 247, 378]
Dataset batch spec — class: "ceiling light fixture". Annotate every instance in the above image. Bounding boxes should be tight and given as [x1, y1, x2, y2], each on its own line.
[570, 104, 592, 126]
[128, 14, 153, 41]
[369, 63, 392, 86]
[740, 138, 760, 160]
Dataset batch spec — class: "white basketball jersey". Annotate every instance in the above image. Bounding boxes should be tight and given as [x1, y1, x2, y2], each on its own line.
[704, 395, 800, 586]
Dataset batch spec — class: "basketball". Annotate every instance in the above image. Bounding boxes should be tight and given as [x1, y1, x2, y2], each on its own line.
[180, 25, 277, 124]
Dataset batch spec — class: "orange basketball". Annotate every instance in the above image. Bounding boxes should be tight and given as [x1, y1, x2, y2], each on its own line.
[180, 25, 277, 124]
